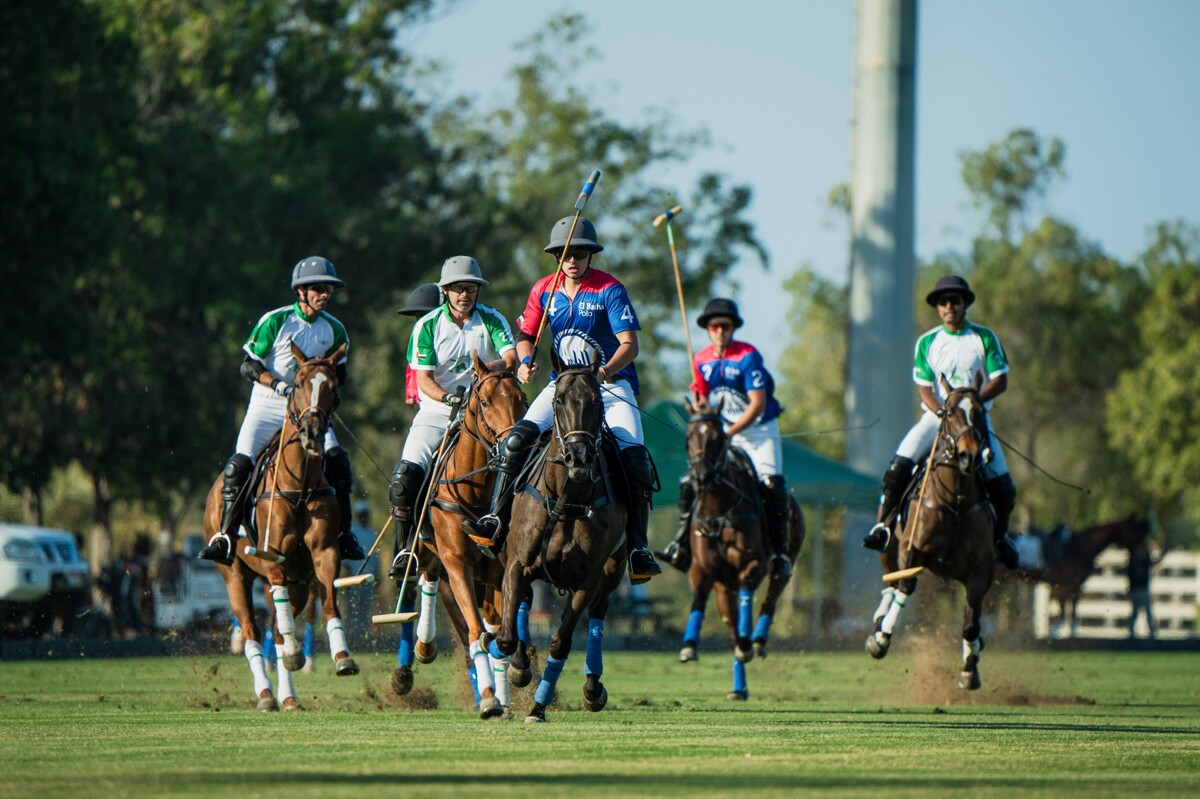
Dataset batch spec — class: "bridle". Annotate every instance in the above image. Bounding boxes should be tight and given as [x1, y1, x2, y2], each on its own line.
[932, 390, 984, 476]
[284, 360, 339, 457]
[687, 411, 730, 491]
[549, 367, 603, 478]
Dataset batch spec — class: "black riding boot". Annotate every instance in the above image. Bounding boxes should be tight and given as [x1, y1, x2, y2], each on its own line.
[660, 475, 696, 572]
[461, 420, 541, 558]
[388, 460, 425, 579]
[761, 476, 793, 578]
[326, 447, 366, 561]
[200, 453, 254, 565]
[862, 456, 916, 552]
[986, 473, 1020, 569]
[621, 445, 662, 584]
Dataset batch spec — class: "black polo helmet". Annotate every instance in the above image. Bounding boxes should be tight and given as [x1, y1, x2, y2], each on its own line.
[925, 275, 976, 307]
[696, 298, 744, 330]
[396, 283, 442, 316]
[291, 256, 345, 289]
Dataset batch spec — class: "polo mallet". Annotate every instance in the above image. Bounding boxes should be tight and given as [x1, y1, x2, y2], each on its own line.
[331, 514, 390, 589]
[881, 431, 940, 584]
[246, 422, 289, 564]
[373, 386, 466, 625]
[653, 204, 697, 391]
[529, 169, 601, 364]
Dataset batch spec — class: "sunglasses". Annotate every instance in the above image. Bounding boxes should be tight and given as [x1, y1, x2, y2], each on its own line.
[707, 321, 734, 332]
[562, 248, 593, 262]
[307, 283, 334, 295]
[936, 294, 964, 307]
[445, 282, 480, 294]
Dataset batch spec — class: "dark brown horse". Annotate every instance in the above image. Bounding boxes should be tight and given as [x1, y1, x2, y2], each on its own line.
[866, 374, 996, 690]
[495, 354, 628, 723]
[677, 395, 804, 700]
[1016, 516, 1153, 637]
[205, 342, 357, 711]
[405, 354, 530, 718]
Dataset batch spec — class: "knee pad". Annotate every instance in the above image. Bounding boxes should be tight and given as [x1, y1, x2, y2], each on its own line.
[389, 461, 425, 510]
[499, 420, 541, 473]
[223, 454, 253, 495]
[882, 456, 916, 494]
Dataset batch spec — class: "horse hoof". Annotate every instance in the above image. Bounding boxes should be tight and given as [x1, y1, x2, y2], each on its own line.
[479, 696, 504, 720]
[257, 696, 280, 712]
[865, 633, 890, 660]
[415, 640, 438, 665]
[726, 690, 749, 701]
[679, 644, 698, 663]
[582, 684, 608, 712]
[282, 697, 303, 711]
[734, 645, 754, 664]
[335, 656, 359, 677]
[391, 666, 414, 696]
[959, 670, 981, 690]
[281, 652, 306, 672]
[301, 656, 315, 673]
[523, 705, 547, 724]
[507, 664, 533, 688]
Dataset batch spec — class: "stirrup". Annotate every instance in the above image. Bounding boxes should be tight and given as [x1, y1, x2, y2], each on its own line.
[862, 523, 892, 552]
[388, 549, 419, 580]
[198, 532, 234, 566]
[463, 515, 502, 559]
[657, 541, 691, 573]
[628, 547, 662, 586]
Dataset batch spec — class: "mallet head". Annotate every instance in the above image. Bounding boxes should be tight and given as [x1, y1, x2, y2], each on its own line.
[653, 205, 683, 228]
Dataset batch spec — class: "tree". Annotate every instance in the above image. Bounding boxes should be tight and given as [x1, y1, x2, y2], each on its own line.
[960, 128, 1065, 243]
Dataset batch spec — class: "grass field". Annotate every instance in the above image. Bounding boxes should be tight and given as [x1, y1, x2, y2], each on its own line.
[2, 643, 1198, 798]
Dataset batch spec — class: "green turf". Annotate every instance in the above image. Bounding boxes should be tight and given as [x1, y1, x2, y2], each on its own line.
[1, 647, 1197, 798]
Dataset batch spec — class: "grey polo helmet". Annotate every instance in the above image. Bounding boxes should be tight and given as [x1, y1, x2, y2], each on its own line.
[543, 216, 603, 254]
[437, 256, 489, 287]
[291, 256, 345, 289]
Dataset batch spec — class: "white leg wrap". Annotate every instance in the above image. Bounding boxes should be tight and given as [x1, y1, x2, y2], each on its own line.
[962, 637, 981, 661]
[417, 576, 438, 642]
[270, 586, 299, 658]
[880, 591, 909, 636]
[276, 664, 296, 702]
[244, 640, 273, 696]
[491, 653, 511, 706]
[872, 586, 896, 624]
[326, 617, 349, 658]
[469, 640, 495, 694]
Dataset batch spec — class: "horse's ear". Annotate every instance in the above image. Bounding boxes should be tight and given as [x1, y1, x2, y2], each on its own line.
[589, 347, 601, 373]
[684, 395, 695, 415]
[290, 340, 309, 366]
[328, 343, 347, 367]
[939, 373, 952, 394]
[973, 371, 984, 392]
[473, 350, 489, 377]
[549, 348, 563, 374]
[714, 396, 724, 417]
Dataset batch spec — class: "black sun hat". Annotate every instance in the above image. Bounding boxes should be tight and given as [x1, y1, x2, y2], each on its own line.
[925, 275, 976, 307]
[696, 298, 744, 329]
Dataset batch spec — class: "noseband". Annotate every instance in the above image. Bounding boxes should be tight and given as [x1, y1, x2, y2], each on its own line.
[687, 412, 729, 489]
[285, 362, 339, 441]
[551, 369, 603, 466]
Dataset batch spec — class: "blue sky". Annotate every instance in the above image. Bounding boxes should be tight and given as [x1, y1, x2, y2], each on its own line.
[400, 1, 1200, 361]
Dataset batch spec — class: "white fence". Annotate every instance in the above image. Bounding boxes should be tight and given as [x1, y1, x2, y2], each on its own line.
[1033, 547, 1200, 640]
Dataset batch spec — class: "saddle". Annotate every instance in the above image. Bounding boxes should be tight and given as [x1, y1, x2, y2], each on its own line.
[893, 461, 990, 533]
[517, 426, 632, 523]
[236, 430, 335, 539]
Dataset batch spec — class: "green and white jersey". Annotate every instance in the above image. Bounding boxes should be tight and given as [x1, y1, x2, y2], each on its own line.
[913, 321, 1008, 407]
[410, 302, 515, 402]
[243, 302, 349, 387]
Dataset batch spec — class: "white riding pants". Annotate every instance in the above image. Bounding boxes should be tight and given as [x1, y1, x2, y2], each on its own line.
[729, 418, 782, 480]
[895, 409, 1008, 478]
[400, 401, 453, 469]
[524, 378, 643, 449]
[235, 388, 339, 459]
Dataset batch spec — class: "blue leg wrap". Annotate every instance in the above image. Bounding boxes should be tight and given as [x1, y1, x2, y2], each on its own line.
[533, 655, 567, 706]
[302, 621, 315, 658]
[468, 663, 481, 707]
[396, 597, 416, 667]
[753, 613, 772, 642]
[684, 609, 704, 643]
[584, 617, 604, 677]
[264, 627, 276, 665]
[488, 638, 505, 660]
[517, 600, 531, 644]
[737, 589, 753, 639]
[733, 657, 748, 695]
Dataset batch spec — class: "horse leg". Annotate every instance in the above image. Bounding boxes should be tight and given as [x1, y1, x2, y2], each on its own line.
[392, 589, 418, 696]
[712, 583, 749, 699]
[481, 589, 513, 714]
[507, 583, 534, 687]
[958, 577, 988, 691]
[312, 538, 358, 677]
[734, 562, 761, 663]
[526, 587, 591, 724]
[582, 590, 614, 713]
[227, 565, 277, 711]
[440, 545, 502, 720]
[680, 568, 713, 663]
[301, 591, 316, 673]
[415, 571, 442, 664]
[266, 564, 306, 673]
[866, 567, 918, 660]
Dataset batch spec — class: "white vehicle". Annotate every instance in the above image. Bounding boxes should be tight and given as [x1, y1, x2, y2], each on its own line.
[154, 533, 264, 632]
[0, 524, 89, 636]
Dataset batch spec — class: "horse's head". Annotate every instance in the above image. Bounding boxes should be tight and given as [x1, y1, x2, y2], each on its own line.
[684, 394, 727, 488]
[1112, 515, 1154, 548]
[551, 348, 603, 483]
[465, 351, 528, 448]
[937, 373, 986, 476]
[287, 341, 345, 458]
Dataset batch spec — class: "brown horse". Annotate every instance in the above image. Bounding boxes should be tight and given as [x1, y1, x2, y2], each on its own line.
[495, 354, 628, 723]
[393, 354, 529, 719]
[677, 395, 805, 700]
[1016, 516, 1153, 637]
[866, 374, 996, 690]
[206, 342, 358, 711]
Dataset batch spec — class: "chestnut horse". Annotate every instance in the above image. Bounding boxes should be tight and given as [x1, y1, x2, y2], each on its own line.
[495, 354, 628, 723]
[391, 354, 530, 718]
[866, 374, 996, 690]
[206, 343, 358, 711]
[677, 395, 805, 700]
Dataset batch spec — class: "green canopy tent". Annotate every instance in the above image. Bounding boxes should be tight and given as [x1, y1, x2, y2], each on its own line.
[641, 401, 878, 508]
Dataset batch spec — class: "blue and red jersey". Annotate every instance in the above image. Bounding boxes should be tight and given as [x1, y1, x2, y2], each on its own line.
[517, 267, 642, 393]
[690, 341, 782, 427]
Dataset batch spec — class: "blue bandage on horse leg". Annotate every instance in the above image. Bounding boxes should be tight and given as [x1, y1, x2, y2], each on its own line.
[302, 621, 315, 658]
[533, 655, 567, 706]
[753, 613, 772, 642]
[264, 627, 276, 665]
[684, 609, 704, 643]
[467, 662, 481, 707]
[584, 617, 605, 677]
[733, 657, 748, 695]
[396, 597, 417, 667]
[488, 638, 505, 660]
[737, 589, 753, 639]
[517, 599, 531, 644]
